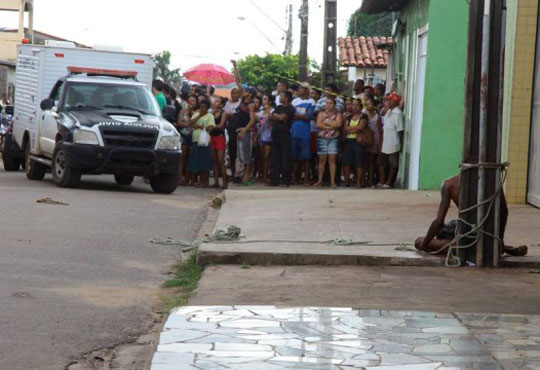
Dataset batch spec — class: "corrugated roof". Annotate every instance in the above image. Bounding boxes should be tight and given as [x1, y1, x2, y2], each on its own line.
[338, 36, 393, 68]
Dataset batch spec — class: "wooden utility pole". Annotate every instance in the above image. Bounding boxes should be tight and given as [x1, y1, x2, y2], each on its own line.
[322, 0, 337, 87]
[298, 0, 309, 81]
[458, 0, 505, 267]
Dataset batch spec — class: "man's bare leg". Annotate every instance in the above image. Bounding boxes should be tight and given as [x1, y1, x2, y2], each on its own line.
[415, 237, 453, 255]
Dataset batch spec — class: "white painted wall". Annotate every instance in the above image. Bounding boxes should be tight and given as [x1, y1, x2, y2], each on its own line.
[346, 66, 387, 85]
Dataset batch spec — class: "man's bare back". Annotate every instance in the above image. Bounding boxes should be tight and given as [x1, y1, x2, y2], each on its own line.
[415, 175, 527, 256]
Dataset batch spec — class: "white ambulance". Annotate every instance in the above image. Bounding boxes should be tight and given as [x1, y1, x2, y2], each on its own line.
[3, 41, 181, 193]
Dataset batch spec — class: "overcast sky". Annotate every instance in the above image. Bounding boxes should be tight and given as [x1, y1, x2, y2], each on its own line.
[10, 0, 361, 73]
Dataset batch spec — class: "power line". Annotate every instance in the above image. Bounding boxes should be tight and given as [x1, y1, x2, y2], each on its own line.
[249, 20, 283, 52]
[237, 16, 282, 53]
[248, 0, 287, 33]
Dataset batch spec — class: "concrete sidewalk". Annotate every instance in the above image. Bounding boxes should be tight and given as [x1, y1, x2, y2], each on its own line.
[198, 188, 540, 267]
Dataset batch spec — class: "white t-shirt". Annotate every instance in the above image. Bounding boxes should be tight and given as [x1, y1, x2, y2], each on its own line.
[291, 97, 315, 115]
[224, 100, 241, 115]
[274, 95, 282, 106]
[381, 107, 404, 154]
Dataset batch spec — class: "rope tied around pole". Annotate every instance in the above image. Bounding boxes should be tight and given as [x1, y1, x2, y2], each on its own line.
[423, 161, 509, 267]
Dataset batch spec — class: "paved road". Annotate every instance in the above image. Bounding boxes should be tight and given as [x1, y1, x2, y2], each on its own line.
[0, 169, 216, 370]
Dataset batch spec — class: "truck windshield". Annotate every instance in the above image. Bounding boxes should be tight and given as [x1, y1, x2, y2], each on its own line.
[61, 82, 160, 116]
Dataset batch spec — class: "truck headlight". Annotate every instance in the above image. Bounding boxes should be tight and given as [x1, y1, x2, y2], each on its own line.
[158, 135, 181, 150]
[74, 130, 99, 145]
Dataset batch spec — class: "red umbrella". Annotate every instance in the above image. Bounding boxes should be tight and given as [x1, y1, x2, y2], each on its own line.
[183, 64, 235, 85]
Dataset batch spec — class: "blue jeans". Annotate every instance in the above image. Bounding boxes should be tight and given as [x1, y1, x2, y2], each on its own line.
[317, 137, 339, 155]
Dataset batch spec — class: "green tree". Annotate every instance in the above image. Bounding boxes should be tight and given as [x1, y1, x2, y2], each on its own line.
[236, 54, 298, 91]
[152, 51, 183, 89]
[347, 10, 393, 37]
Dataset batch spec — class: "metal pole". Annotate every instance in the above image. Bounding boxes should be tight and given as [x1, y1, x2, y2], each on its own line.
[299, 0, 309, 81]
[477, 0, 492, 267]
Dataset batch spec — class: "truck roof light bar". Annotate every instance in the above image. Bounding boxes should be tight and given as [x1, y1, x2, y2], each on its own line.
[66, 66, 138, 79]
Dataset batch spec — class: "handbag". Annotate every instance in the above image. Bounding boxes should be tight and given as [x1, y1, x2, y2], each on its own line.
[356, 126, 374, 146]
[198, 129, 210, 147]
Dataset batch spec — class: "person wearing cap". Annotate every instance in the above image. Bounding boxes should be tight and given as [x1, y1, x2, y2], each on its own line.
[377, 93, 403, 189]
[290, 82, 316, 185]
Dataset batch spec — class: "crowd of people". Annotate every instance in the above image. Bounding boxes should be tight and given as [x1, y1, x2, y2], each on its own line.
[151, 62, 404, 190]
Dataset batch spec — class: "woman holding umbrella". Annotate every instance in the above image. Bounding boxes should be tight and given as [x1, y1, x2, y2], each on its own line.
[183, 61, 242, 183]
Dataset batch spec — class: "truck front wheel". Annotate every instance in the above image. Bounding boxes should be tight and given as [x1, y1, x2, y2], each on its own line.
[2, 135, 21, 171]
[25, 144, 46, 180]
[149, 173, 178, 194]
[52, 142, 81, 187]
[114, 174, 134, 186]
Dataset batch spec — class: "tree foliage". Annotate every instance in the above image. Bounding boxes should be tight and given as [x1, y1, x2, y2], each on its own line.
[347, 10, 393, 37]
[152, 51, 183, 89]
[236, 54, 323, 91]
[235, 54, 299, 91]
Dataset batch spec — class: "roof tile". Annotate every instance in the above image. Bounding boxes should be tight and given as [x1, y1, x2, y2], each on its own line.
[338, 36, 393, 68]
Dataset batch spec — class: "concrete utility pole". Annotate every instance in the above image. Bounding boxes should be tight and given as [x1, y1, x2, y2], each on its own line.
[284, 4, 294, 55]
[322, 0, 337, 87]
[298, 0, 309, 81]
[459, 0, 505, 267]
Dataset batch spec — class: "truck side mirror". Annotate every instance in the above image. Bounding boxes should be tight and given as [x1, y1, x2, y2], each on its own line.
[162, 106, 177, 123]
[40, 98, 55, 110]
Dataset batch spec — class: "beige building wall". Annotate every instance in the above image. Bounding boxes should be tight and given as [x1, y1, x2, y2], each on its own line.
[505, 0, 538, 204]
[0, 0, 33, 61]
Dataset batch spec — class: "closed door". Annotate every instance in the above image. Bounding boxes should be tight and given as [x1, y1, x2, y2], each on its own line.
[408, 32, 428, 190]
[38, 110, 58, 156]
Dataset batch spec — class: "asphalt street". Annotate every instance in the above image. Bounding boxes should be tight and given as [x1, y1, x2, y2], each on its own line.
[0, 169, 216, 370]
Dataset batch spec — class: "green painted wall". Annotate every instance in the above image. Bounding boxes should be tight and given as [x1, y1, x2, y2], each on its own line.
[392, 0, 430, 187]
[394, 0, 430, 90]
[401, 0, 430, 33]
[417, 0, 469, 189]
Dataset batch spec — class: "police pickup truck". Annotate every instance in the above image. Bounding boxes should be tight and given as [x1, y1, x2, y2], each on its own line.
[3, 42, 181, 193]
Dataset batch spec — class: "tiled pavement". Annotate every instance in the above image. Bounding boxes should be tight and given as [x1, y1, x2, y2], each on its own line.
[150, 306, 540, 370]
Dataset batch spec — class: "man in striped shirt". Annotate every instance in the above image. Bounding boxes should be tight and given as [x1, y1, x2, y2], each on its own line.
[314, 83, 344, 114]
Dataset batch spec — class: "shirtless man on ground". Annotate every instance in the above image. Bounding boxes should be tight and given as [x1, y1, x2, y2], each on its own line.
[415, 175, 527, 256]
